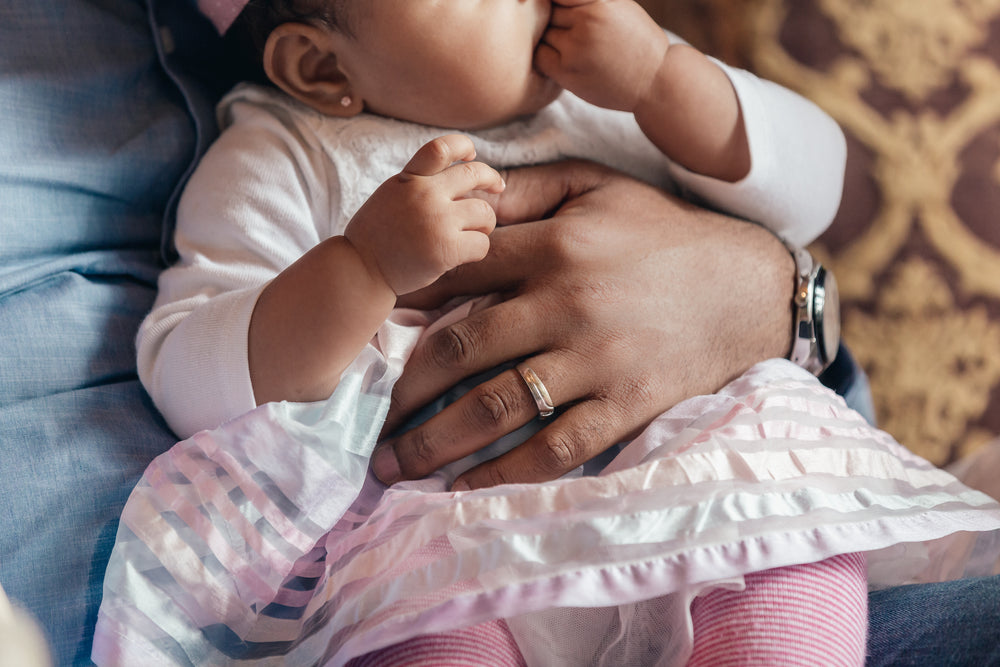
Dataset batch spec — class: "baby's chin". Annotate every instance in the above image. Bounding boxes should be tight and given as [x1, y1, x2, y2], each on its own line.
[458, 78, 563, 131]
[388, 72, 563, 132]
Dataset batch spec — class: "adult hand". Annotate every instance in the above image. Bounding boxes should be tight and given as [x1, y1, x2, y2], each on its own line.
[372, 160, 795, 490]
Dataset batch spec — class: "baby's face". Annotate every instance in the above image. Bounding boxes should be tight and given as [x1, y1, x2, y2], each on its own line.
[332, 0, 561, 129]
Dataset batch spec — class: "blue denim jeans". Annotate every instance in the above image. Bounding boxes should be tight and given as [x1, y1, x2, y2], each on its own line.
[0, 0, 996, 664]
[868, 575, 1000, 665]
[821, 343, 878, 426]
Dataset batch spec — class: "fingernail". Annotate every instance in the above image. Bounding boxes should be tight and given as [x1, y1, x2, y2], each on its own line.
[372, 445, 400, 484]
[452, 479, 470, 492]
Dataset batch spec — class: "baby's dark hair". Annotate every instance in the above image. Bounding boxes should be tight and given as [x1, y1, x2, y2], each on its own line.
[225, 0, 350, 84]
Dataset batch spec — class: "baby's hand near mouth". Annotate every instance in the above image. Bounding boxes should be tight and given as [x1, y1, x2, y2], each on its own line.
[535, 0, 671, 113]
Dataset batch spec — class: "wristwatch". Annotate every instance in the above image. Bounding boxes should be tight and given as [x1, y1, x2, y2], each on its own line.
[786, 243, 840, 374]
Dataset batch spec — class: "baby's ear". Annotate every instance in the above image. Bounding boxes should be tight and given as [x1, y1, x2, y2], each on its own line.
[263, 23, 361, 117]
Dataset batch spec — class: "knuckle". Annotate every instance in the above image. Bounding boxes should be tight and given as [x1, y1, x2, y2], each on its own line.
[473, 197, 496, 223]
[544, 218, 594, 263]
[588, 328, 628, 358]
[467, 383, 521, 429]
[459, 161, 479, 181]
[606, 374, 658, 418]
[427, 136, 453, 162]
[397, 428, 439, 477]
[426, 320, 480, 370]
[480, 463, 517, 489]
[536, 432, 580, 475]
[539, 223, 573, 262]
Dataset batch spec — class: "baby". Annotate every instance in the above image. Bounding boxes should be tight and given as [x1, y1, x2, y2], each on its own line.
[130, 0, 864, 664]
[141, 0, 847, 436]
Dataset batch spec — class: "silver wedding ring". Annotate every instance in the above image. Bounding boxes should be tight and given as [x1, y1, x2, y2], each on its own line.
[516, 365, 555, 418]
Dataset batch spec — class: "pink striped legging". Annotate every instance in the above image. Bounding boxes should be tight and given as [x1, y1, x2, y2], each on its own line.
[348, 552, 867, 666]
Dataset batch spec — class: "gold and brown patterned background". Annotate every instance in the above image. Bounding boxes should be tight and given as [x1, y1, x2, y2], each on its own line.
[639, 0, 1000, 465]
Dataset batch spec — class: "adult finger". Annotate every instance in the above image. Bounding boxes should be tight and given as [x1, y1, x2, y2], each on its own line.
[384, 295, 553, 432]
[489, 158, 611, 225]
[375, 368, 535, 483]
[453, 395, 641, 490]
[403, 134, 477, 177]
[375, 353, 591, 484]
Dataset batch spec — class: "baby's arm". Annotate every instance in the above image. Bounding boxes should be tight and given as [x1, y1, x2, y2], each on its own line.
[250, 135, 504, 405]
[139, 125, 501, 437]
[537, 0, 846, 245]
[536, 0, 749, 182]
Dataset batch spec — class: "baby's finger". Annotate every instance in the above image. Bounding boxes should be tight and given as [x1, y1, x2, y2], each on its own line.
[443, 160, 506, 198]
[457, 197, 498, 235]
[403, 134, 478, 177]
[455, 230, 492, 266]
[547, 6, 578, 28]
[534, 41, 563, 78]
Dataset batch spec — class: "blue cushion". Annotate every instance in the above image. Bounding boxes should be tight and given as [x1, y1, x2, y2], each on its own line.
[0, 0, 194, 663]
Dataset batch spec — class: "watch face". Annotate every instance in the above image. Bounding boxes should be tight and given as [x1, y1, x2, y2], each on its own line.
[815, 267, 840, 363]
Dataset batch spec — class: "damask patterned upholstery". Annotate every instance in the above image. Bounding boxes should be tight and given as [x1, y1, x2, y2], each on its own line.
[643, 0, 1000, 466]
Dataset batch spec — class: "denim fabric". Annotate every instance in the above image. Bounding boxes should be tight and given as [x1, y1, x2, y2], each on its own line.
[821, 343, 878, 426]
[0, 0, 191, 664]
[868, 575, 1000, 666]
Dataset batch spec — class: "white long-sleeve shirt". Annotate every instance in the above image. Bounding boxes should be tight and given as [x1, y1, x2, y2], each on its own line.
[138, 63, 846, 438]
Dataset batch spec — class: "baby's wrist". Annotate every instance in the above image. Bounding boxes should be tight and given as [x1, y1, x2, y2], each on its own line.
[640, 41, 684, 109]
[626, 39, 673, 119]
[339, 235, 397, 299]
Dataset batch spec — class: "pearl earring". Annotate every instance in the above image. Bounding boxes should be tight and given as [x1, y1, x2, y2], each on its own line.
[340, 95, 352, 108]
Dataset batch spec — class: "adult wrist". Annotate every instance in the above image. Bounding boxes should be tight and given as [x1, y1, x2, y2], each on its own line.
[704, 219, 796, 380]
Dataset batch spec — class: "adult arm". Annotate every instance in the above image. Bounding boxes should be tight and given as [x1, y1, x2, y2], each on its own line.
[374, 159, 796, 489]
